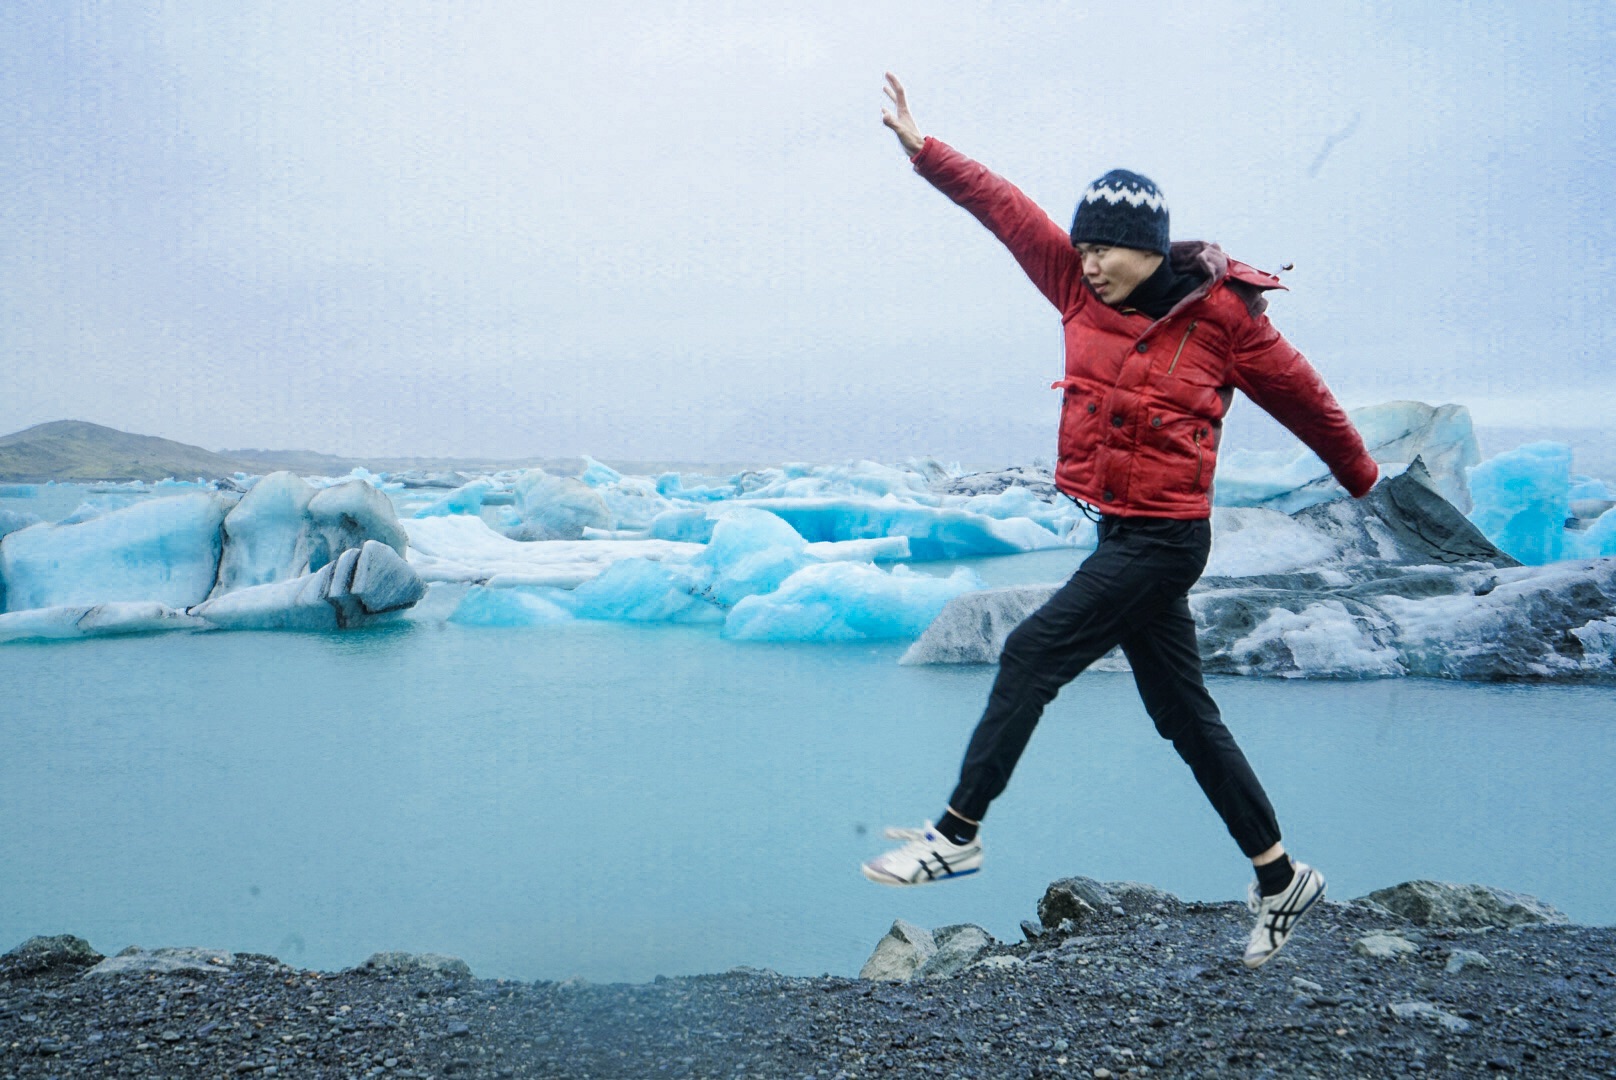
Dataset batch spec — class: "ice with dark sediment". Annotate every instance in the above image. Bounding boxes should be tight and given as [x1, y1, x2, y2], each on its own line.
[0, 473, 427, 641]
[904, 459, 1616, 680]
[190, 540, 425, 631]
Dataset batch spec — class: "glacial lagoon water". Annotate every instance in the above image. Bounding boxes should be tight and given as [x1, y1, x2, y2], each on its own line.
[2, 595, 1613, 984]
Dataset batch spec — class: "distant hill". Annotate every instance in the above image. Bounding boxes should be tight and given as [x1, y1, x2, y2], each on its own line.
[0, 421, 263, 483]
[0, 419, 778, 483]
[0, 420, 702, 483]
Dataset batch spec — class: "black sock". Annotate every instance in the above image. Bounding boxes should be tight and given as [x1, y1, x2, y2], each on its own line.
[1256, 855, 1295, 897]
[936, 810, 977, 845]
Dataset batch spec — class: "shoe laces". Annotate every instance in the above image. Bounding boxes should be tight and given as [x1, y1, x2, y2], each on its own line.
[882, 823, 935, 843]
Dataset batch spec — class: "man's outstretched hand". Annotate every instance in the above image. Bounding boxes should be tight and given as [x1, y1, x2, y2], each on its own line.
[882, 72, 925, 157]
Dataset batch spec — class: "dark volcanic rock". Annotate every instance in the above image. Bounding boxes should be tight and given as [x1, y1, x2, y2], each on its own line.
[1037, 877, 1183, 933]
[1360, 881, 1571, 929]
[0, 936, 102, 979]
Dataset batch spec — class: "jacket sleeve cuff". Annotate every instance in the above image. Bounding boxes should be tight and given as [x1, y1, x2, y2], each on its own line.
[1344, 457, 1380, 498]
[909, 135, 939, 169]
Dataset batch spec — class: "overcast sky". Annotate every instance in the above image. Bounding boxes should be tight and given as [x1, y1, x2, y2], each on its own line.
[2, 2, 1611, 465]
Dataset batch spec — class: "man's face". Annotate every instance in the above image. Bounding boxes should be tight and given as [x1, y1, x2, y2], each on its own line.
[1074, 243, 1164, 306]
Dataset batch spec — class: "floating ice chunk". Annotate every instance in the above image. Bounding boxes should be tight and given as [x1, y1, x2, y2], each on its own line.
[1350, 401, 1481, 511]
[959, 485, 1078, 535]
[339, 540, 428, 616]
[654, 472, 737, 502]
[57, 495, 142, 525]
[1221, 600, 1404, 678]
[595, 475, 671, 530]
[580, 527, 653, 540]
[307, 479, 409, 562]
[191, 540, 423, 630]
[0, 601, 207, 644]
[900, 585, 1053, 664]
[509, 470, 612, 540]
[190, 563, 341, 630]
[1217, 401, 1477, 513]
[734, 460, 940, 501]
[649, 508, 716, 544]
[1371, 559, 1616, 679]
[1569, 617, 1616, 674]
[412, 479, 494, 518]
[0, 492, 232, 612]
[1205, 508, 1342, 577]
[0, 508, 41, 541]
[692, 509, 810, 605]
[307, 466, 399, 491]
[723, 563, 984, 642]
[1466, 442, 1572, 565]
[1572, 507, 1616, 559]
[570, 558, 723, 623]
[402, 516, 701, 588]
[448, 585, 575, 627]
[1213, 447, 1345, 511]
[213, 472, 318, 594]
[579, 456, 623, 487]
[804, 537, 911, 562]
[746, 498, 1065, 561]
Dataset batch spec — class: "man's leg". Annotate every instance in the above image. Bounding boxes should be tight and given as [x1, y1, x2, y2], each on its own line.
[862, 519, 1193, 887]
[1119, 596, 1326, 967]
[946, 518, 1206, 823]
[1117, 594, 1280, 859]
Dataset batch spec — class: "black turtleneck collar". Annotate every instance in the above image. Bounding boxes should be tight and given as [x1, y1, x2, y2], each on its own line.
[1113, 253, 1205, 320]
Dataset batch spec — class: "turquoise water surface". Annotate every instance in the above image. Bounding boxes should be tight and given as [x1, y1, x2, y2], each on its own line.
[2, 613, 1612, 984]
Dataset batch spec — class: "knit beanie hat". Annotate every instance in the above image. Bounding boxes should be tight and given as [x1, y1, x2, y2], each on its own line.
[1069, 169, 1170, 255]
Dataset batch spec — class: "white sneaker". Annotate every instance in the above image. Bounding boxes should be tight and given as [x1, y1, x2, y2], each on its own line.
[1243, 861, 1325, 968]
[860, 823, 983, 886]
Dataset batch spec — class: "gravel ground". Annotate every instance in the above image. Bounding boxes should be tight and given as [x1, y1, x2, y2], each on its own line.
[3, 893, 1613, 1079]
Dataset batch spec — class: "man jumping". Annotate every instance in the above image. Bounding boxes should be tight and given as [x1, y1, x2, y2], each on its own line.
[861, 74, 1379, 969]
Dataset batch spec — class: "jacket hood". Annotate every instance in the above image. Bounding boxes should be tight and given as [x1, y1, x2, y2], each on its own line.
[1166, 241, 1286, 319]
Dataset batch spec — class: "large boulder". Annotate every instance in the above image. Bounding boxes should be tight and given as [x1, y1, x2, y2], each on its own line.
[1037, 878, 1183, 933]
[859, 919, 936, 981]
[915, 924, 995, 979]
[86, 946, 235, 977]
[358, 952, 473, 978]
[1358, 881, 1569, 929]
[1, 935, 103, 979]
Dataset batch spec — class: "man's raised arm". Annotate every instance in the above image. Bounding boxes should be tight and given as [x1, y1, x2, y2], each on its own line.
[880, 74, 1084, 314]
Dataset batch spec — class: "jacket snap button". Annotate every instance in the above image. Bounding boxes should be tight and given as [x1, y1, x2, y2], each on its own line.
[1102, 490, 1114, 502]
[1111, 415, 1123, 428]
[1086, 403, 1097, 414]
[1135, 342, 1148, 353]
[1150, 416, 1162, 428]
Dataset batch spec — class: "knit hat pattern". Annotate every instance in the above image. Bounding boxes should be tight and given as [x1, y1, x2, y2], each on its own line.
[1069, 169, 1170, 255]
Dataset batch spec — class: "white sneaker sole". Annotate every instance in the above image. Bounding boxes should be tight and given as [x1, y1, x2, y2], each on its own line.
[1244, 867, 1326, 968]
[860, 862, 981, 887]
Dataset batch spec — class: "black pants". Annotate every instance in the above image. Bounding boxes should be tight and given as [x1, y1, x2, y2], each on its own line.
[947, 515, 1282, 858]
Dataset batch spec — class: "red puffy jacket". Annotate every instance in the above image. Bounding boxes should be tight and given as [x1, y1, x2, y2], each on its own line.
[912, 137, 1379, 519]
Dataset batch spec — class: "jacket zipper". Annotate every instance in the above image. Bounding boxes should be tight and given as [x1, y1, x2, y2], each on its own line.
[1166, 320, 1199, 376]
[1193, 427, 1205, 488]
